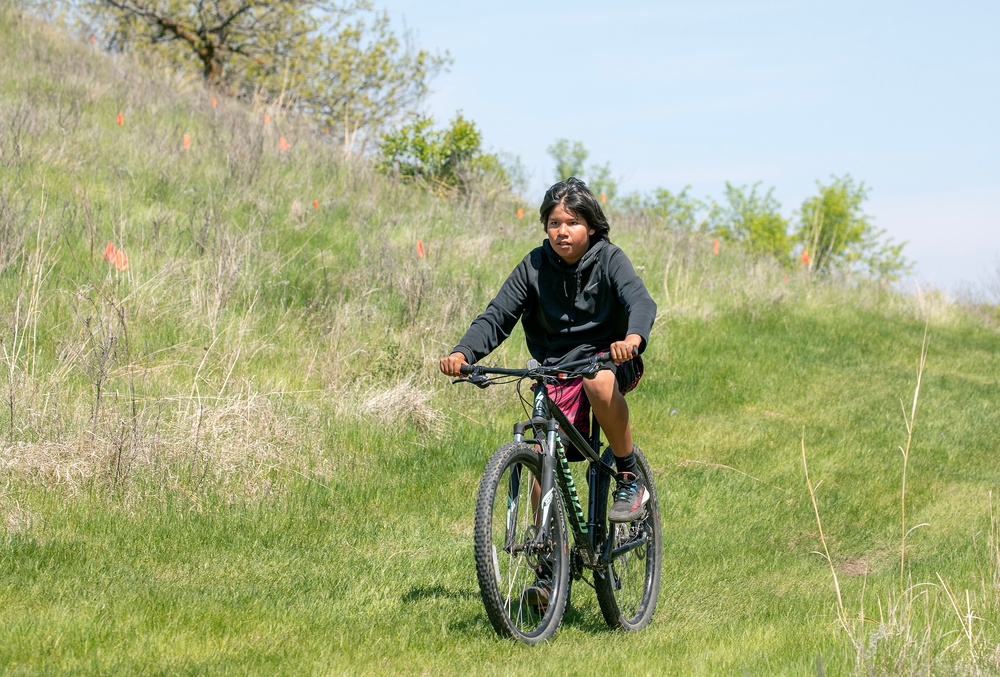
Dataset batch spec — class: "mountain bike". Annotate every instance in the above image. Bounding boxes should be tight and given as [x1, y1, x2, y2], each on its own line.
[455, 352, 662, 644]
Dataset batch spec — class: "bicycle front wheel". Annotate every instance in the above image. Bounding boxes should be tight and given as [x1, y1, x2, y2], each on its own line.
[594, 445, 662, 631]
[473, 442, 570, 644]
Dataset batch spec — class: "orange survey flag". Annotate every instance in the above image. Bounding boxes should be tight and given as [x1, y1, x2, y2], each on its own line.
[517, 208, 524, 219]
[103, 243, 128, 271]
[713, 238, 720, 255]
[116, 112, 123, 126]
[416, 240, 425, 258]
[801, 249, 811, 265]
[279, 136, 290, 152]
[182, 134, 191, 149]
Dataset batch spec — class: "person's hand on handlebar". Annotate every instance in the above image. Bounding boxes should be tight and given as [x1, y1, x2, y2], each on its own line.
[609, 334, 643, 364]
[439, 351, 468, 377]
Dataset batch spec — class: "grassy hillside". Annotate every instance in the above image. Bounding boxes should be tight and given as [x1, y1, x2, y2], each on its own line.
[2, 6, 1000, 674]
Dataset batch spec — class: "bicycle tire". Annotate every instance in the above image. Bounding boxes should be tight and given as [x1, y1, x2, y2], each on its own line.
[594, 445, 662, 631]
[473, 442, 570, 644]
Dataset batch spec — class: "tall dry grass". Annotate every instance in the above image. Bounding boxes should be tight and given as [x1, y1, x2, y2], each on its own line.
[0, 6, 534, 499]
[802, 331, 1000, 673]
[0, 6, 983, 506]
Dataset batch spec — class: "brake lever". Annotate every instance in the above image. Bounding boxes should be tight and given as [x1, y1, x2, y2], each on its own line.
[452, 374, 492, 389]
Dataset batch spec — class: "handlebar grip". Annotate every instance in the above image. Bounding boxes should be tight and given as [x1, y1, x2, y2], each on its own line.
[459, 364, 473, 375]
[594, 345, 638, 363]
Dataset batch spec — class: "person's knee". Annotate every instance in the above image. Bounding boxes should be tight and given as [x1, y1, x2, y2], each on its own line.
[582, 371, 617, 408]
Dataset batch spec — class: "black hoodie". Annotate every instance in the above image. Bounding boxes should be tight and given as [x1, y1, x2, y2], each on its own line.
[453, 239, 657, 366]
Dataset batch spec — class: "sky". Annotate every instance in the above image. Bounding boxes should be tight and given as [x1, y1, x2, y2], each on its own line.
[385, 0, 999, 296]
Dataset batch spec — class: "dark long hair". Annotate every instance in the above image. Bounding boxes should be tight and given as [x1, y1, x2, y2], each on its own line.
[538, 177, 610, 242]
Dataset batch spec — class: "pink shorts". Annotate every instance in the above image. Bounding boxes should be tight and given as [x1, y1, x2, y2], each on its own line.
[542, 357, 643, 461]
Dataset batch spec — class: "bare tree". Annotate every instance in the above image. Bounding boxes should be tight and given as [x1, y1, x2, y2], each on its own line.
[82, 0, 448, 145]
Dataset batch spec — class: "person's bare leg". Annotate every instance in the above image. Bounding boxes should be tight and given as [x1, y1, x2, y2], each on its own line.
[582, 370, 632, 457]
[531, 475, 541, 524]
[585, 369, 648, 521]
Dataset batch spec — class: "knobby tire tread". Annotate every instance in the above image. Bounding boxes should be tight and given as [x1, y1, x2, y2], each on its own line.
[473, 442, 570, 644]
[594, 445, 663, 631]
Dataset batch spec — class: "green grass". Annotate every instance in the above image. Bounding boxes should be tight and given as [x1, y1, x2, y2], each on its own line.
[3, 5, 1000, 674]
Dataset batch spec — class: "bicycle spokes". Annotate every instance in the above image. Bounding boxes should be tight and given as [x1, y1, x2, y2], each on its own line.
[475, 443, 570, 643]
[493, 462, 544, 629]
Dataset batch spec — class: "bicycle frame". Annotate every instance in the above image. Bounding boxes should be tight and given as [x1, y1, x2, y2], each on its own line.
[458, 351, 649, 576]
[510, 377, 642, 575]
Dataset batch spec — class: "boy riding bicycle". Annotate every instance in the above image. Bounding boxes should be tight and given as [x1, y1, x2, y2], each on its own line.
[439, 177, 657, 541]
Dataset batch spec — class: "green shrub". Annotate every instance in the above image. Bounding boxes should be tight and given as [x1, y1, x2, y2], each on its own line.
[376, 112, 507, 195]
[711, 182, 791, 261]
[617, 186, 708, 231]
[796, 174, 910, 280]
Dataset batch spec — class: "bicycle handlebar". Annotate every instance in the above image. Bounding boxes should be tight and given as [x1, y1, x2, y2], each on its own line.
[457, 347, 637, 381]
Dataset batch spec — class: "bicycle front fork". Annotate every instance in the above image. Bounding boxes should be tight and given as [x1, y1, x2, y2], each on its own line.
[533, 417, 560, 541]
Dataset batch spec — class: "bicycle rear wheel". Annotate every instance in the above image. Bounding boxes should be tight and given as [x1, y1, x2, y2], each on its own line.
[474, 442, 570, 644]
[594, 445, 662, 631]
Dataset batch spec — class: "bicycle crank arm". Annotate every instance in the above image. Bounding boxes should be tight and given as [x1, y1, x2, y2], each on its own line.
[608, 532, 649, 561]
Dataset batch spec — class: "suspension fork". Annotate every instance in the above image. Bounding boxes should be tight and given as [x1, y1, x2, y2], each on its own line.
[534, 418, 559, 540]
[527, 384, 559, 544]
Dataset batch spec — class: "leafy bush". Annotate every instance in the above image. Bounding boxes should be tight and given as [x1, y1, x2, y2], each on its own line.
[546, 139, 618, 200]
[711, 182, 791, 260]
[618, 186, 708, 231]
[375, 112, 506, 195]
[546, 138, 588, 181]
[614, 177, 910, 282]
[796, 175, 910, 280]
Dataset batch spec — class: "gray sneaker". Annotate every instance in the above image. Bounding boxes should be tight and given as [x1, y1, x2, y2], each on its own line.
[609, 471, 649, 523]
[520, 578, 551, 609]
[520, 561, 553, 609]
